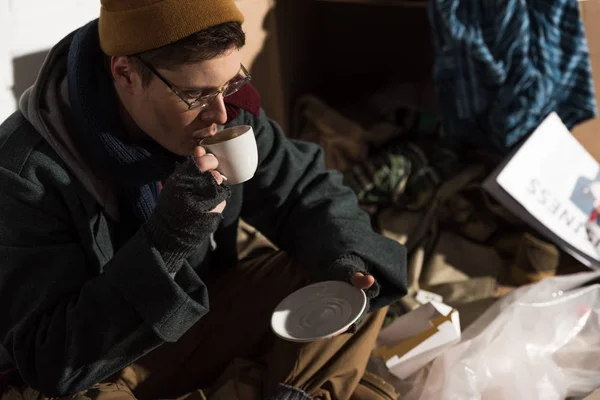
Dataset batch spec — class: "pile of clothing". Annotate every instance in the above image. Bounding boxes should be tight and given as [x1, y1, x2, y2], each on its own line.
[291, 95, 584, 327]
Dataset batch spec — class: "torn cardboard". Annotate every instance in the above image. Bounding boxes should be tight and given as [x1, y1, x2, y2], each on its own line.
[373, 301, 461, 379]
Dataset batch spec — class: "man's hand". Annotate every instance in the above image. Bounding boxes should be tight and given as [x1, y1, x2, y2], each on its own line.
[339, 272, 376, 336]
[193, 146, 226, 214]
[350, 272, 375, 290]
[144, 149, 231, 273]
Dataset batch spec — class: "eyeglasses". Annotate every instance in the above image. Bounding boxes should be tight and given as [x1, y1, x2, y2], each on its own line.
[133, 55, 251, 110]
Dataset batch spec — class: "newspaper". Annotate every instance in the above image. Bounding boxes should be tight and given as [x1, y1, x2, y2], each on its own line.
[483, 112, 600, 268]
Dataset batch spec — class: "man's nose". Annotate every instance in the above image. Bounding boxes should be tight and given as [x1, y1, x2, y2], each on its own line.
[200, 94, 228, 125]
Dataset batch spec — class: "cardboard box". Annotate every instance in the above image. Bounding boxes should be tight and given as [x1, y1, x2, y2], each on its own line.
[574, 0, 600, 160]
[373, 301, 461, 379]
[236, 0, 288, 131]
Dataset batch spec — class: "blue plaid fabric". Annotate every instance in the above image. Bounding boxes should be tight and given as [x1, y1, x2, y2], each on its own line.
[428, 0, 597, 153]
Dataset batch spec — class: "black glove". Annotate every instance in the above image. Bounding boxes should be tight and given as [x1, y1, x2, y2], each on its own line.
[144, 158, 231, 273]
[328, 254, 381, 334]
[328, 254, 380, 299]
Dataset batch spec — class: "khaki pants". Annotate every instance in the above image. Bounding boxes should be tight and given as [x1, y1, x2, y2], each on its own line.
[3, 251, 388, 400]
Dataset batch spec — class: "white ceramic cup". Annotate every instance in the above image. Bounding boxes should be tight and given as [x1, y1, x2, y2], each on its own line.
[199, 125, 258, 185]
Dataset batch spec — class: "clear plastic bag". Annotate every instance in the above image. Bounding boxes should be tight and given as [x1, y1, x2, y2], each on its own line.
[396, 271, 600, 400]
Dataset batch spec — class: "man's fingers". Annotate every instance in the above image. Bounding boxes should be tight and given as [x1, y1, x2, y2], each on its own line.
[193, 146, 224, 183]
[211, 170, 224, 185]
[195, 153, 219, 173]
[211, 200, 227, 214]
[350, 273, 375, 290]
[193, 145, 207, 159]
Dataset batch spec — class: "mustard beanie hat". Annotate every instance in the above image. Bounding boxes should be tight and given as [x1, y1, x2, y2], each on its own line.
[99, 0, 245, 56]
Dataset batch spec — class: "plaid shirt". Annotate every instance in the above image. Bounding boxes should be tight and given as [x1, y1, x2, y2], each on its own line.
[429, 0, 597, 153]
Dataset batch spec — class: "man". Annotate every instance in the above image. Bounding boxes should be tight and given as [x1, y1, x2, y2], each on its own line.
[0, 0, 407, 399]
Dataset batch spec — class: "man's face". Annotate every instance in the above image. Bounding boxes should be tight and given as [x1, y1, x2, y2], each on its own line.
[112, 48, 243, 156]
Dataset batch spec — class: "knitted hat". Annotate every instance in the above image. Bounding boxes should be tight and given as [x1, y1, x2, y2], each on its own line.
[99, 0, 245, 56]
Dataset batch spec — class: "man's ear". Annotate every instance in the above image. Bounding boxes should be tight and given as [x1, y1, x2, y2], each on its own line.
[111, 56, 137, 91]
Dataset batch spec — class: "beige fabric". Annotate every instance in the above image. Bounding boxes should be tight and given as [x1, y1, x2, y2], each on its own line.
[236, 219, 277, 260]
[292, 96, 368, 172]
[377, 163, 562, 328]
[349, 372, 397, 400]
[377, 166, 504, 313]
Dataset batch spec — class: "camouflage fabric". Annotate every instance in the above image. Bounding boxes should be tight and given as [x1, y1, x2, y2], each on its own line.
[342, 107, 467, 211]
[344, 141, 440, 211]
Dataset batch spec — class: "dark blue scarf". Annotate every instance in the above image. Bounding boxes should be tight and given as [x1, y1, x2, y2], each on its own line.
[67, 20, 184, 222]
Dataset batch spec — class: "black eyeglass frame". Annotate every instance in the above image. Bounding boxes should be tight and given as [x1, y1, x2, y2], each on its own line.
[133, 55, 251, 110]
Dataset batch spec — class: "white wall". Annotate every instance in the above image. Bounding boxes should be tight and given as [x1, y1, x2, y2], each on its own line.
[0, 0, 286, 127]
[0, 0, 101, 122]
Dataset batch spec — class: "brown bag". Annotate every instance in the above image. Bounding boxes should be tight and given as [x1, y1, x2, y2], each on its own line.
[292, 95, 368, 172]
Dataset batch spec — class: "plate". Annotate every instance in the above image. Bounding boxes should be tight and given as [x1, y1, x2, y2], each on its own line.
[271, 281, 367, 342]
